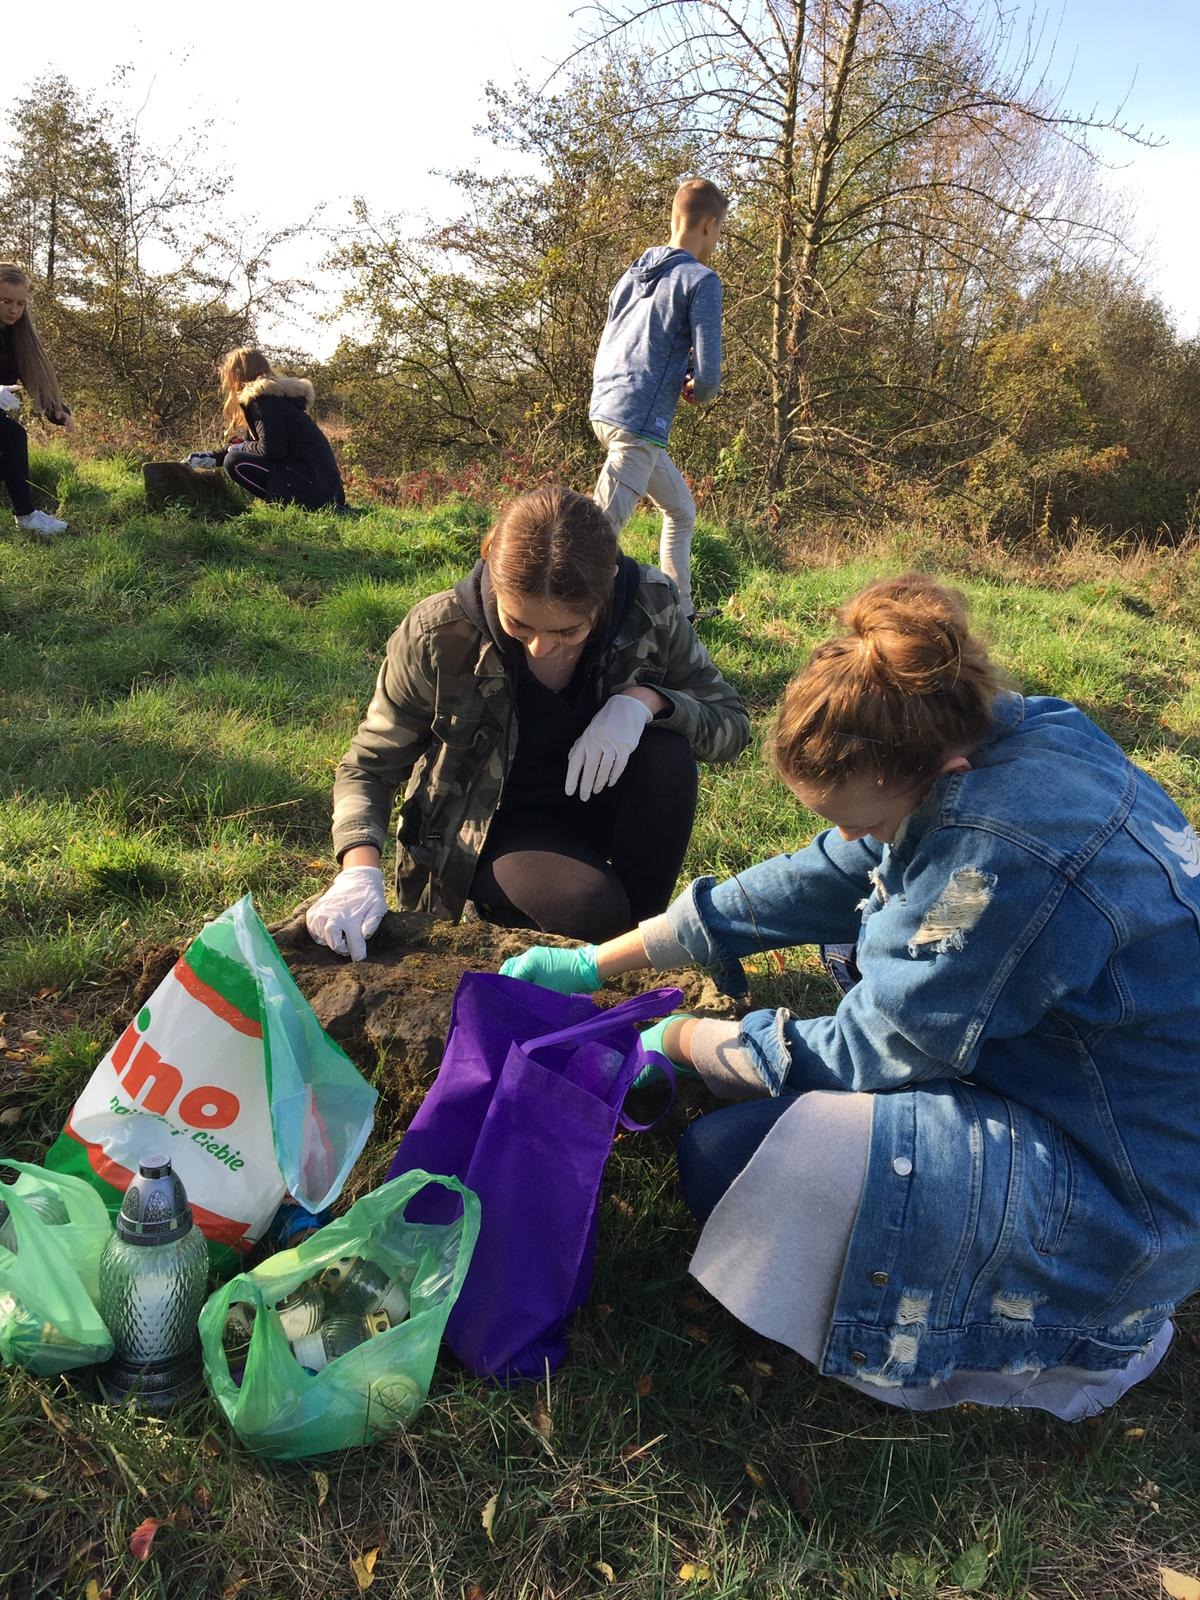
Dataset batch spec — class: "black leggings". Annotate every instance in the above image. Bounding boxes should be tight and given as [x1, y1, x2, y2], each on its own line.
[0, 413, 34, 516]
[470, 729, 699, 943]
[224, 454, 339, 510]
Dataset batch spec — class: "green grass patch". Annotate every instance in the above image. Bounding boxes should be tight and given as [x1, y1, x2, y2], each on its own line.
[3, 457, 1200, 1596]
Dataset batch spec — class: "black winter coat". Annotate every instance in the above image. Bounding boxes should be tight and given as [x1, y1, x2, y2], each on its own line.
[234, 375, 345, 506]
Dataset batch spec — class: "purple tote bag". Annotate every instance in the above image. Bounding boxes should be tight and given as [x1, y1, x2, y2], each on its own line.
[387, 972, 681, 1382]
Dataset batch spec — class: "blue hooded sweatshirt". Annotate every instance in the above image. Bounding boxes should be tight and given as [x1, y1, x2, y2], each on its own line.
[589, 247, 722, 446]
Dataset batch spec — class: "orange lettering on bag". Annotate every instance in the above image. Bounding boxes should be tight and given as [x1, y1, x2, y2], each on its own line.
[120, 1041, 184, 1114]
[178, 1085, 239, 1130]
[111, 1021, 139, 1073]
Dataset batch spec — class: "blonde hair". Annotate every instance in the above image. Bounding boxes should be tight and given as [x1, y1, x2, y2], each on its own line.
[774, 574, 1001, 789]
[672, 178, 729, 229]
[218, 346, 275, 435]
[0, 265, 65, 416]
[481, 486, 617, 619]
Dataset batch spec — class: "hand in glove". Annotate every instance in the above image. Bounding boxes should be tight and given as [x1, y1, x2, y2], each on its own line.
[0, 386, 21, 414]
[499, 944, 601, 994]
[631, 1015, 703, 1090]
[305, 865, 388, 961]
[565, 693, 653, 802]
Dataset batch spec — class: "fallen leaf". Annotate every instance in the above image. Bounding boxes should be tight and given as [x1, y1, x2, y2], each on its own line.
[31, 1053, 53, 1067]
[593, 1560, 615, 1584]
[729, 1383, 749, 1403]
[1161, 1568, 1200, 1600]
[787, 1472, 813, 1515]
[129, 1518, 163, 1561]
[39, 1394, 69, 1433]
[635, 1374, 654, 1398]
[193, 1485, 213, 1514]
[0, 1107, 21, 1126]
[19, 1481, 50, 1499]
[314, 1470, 330, 1507]
[466, 1586, 486, 1600]
[85, 1582, 101, 1600]
[481, 1491, 500, 1544]
[749, 1359, 774, 1377]
[684, 1325, 711, 1345]
[681, 1292, 706, 1312]
[744, 1462, 767, 1491]
[350, 1548, 380, 1591]
[951, 1543, 991, 1592]
[20, 1029, 44, 1042]
[1124, 1426, 1146, 1439]
[593, 1303, 613, 1320]
[531, 1396, 552, 1441]
[679, 1562, 712, 1583]
[172, 1503, 193, 1528]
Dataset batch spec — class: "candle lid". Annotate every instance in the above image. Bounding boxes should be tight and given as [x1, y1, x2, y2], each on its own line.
[116, 1155, 195, 1246]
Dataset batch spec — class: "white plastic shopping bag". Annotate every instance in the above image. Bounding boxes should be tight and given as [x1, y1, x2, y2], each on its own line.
[46, 894, 377, 1274]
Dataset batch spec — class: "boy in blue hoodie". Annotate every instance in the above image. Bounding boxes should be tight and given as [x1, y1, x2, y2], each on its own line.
[589, 178, 728, 619]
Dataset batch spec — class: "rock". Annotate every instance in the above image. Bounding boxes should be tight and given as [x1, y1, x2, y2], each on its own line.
[267, 903, 742, 1140]
[307, 971, 366, 1044]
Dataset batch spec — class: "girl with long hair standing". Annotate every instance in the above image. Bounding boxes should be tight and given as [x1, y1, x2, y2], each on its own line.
[0, 265, 73, 538]
[217, 346, 346, 511]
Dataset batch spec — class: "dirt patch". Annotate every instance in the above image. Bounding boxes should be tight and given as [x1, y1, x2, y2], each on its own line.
[268, 906, 740, 1152]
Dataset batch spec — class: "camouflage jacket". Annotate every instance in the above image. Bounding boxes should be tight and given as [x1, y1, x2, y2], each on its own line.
[330, 560, 751, 919]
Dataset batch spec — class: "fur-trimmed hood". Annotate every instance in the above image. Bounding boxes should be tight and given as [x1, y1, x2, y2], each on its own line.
[238, 374, 316, 409]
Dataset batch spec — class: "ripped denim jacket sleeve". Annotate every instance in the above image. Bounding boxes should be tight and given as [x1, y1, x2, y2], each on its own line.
[768, 825, 1115, 1095]
[664, 831, 881, 995]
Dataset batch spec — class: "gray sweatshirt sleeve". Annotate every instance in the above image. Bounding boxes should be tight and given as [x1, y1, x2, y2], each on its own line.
[689, 274, 723, 403]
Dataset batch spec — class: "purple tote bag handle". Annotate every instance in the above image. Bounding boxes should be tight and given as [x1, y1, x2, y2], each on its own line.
[524, 985, 682, 1129]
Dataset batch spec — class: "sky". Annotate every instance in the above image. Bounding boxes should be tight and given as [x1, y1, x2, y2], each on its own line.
[5, 0, 1199, 350]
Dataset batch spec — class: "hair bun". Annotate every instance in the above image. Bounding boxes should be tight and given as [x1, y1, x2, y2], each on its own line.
[840, 574, 971, 694]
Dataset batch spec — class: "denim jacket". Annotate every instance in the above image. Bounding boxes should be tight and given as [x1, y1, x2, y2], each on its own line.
[661, 694, 1200, 1386]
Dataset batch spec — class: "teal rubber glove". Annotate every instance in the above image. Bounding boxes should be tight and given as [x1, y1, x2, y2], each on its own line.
[632, 1015, 704, 1090]
[499, 943, 601, 994]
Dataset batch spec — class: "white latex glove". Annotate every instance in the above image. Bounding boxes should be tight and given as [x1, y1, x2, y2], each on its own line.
[0, 386, 21, 414]
[565, 692, 653, 802]
[305, 865, 388, 961]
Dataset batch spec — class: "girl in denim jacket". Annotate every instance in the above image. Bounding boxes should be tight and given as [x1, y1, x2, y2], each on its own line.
[504, 574, 1200, 1416]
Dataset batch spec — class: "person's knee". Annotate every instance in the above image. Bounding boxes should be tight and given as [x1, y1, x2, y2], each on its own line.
[547, 875, 632, 942]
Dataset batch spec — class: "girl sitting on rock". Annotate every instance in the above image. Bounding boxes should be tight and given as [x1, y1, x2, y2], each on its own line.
[217, 347, 346, 511]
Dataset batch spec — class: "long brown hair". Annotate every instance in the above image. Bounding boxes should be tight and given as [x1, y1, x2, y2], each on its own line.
[218, 346, 274, 435]
[774, 574, 1001, 789]
[482, 486, 617, 619]
[0, 265, 65, 416]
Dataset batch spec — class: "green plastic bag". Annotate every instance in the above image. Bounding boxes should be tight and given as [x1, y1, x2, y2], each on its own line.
[0, 1162, 115, 1375]
[200, 1170, 479, 1459]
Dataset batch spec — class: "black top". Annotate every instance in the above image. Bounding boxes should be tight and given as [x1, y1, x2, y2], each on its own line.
[454, 556, 640, 809]
[0, 324, 67, 424]
[238, 386, 345, 507]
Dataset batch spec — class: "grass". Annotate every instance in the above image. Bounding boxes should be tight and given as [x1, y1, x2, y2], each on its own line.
[3, 449, 1200, 1598]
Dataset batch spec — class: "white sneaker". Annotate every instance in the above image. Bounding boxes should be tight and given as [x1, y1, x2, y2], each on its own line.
[15, 509, 69, 538]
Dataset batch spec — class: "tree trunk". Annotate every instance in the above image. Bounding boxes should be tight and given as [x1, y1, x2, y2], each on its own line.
[768, 1, 807, 490]
[780, 0, 865, 471]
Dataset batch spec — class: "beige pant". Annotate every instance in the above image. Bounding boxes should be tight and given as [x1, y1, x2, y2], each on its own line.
[591, 420, 696, 614]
